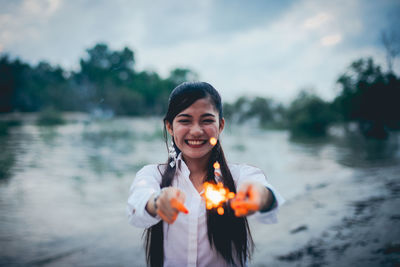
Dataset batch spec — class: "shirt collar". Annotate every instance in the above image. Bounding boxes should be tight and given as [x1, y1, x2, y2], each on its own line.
[175, 153, 222, 183]
[176, 152, 190, 176]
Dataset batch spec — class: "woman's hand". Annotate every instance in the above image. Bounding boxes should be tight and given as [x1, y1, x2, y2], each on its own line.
[146, 187, 189, 224]
[230, 182, 273, 217]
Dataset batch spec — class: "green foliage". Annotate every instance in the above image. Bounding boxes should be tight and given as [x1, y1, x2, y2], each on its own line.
[287, 91, 335, 136]
[223, 96, 285, 128]
[333, 58, 400, 138]
[0, 43, 198, 116]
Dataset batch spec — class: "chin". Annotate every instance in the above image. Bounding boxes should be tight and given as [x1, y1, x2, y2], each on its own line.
[182, 150, 211, 160]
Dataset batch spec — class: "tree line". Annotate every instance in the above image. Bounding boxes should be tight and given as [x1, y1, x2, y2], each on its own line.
[0, 43, 197, 116]
[1, 43, 399, 138]
[224, 58, 400, 138]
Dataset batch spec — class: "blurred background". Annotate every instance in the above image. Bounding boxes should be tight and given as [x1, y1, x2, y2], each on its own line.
[0, 0, 399, 266]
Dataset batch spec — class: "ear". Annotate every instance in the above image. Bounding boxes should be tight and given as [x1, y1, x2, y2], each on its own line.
[219, 118, 225, 133]
[165, 121, 174, 136]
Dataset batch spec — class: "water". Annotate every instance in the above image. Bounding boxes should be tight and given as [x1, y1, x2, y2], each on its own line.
[0, 115, 399, 266]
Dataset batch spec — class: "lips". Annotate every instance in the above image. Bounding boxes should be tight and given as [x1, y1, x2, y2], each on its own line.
[185, 139, 207, 147]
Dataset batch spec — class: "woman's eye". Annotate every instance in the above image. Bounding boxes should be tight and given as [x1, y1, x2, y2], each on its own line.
[203, 119, 215, 123]
[178, 120, 190, 123]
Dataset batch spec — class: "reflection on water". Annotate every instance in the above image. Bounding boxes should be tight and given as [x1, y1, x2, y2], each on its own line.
[0, 135, 15, 181]
[0, 115, 399, 266]
[335, 134, 400, 167]
[290, 132, 400, 168]
[0, 121, 21, 182]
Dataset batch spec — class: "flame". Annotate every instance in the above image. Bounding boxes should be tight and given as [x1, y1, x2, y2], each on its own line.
[202, 182, 235, 214]
[201, 160, 235, 215]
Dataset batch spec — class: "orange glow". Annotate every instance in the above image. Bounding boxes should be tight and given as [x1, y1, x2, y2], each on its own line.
[202, 182, 235, 215]
[213, 162, 220, 169]
[227, 192, 235, 199]
[209, 137, 217, 146]
[217, 207, 224, 215]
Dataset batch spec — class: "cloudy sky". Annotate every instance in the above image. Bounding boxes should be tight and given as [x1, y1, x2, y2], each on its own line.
[1, 0, 399, 103]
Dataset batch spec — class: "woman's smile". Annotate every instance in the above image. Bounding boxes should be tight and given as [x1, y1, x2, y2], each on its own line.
[185, 139, 208, 147]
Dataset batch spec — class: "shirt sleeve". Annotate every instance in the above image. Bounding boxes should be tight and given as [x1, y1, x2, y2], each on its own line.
[126, 165, 162, 228]
[236, 164, 285, 224]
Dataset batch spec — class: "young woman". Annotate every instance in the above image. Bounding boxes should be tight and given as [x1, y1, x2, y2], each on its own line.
[127, 82, 284, 267]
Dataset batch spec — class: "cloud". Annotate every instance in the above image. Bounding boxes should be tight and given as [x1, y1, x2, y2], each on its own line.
[0, 0, 398, 103]
[21, 0, 62, 17]
[303, 12, 331, 29]
[321, 34, 342, 46]
[137, 0, 373, 102]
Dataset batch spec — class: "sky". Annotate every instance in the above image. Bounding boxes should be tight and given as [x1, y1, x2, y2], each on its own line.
[0, 0, 399, 103]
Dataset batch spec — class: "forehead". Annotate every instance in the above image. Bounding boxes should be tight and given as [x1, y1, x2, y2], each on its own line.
[178, 98, 218, 115]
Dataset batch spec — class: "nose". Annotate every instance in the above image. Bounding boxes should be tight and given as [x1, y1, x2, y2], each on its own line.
[190, 123, 204, 136]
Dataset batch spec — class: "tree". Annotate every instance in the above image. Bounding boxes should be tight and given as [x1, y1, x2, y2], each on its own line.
[287, 91, 335, 136]
[333, 58, 400, 138]
[168, 68, 198, 86]
[0, 43, 200, 116]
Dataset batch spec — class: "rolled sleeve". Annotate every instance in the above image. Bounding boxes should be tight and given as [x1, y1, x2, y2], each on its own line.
[236, 164, 285, 224]
[127, 165, 162, 228]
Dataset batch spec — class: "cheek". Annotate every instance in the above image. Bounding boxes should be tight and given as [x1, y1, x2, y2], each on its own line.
[205, 125, 220, 136]
[172, 126, 187, 140]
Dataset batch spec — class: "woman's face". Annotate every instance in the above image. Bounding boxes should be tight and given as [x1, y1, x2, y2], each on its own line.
[166, 97, 225, 162]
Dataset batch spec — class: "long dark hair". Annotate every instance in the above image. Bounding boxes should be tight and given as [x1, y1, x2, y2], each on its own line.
[144, 82, 254, 267]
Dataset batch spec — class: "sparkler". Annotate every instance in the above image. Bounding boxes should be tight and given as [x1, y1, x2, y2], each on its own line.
[203, 181, 235, 215]
[202, 137, 236, 215]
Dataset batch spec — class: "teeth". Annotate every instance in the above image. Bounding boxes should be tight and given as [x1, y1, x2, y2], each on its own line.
[187, 140, 204, 145]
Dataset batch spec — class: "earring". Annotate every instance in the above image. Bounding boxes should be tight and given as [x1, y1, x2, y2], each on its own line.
[168, 139, 177, 168]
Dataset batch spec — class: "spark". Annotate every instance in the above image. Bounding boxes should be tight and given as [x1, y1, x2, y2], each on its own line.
[209, 137, 217, 146]
[217, 207, 224, 215]
[202, 181, 235, 213]
[201, 160, 235, 215]
[213, 162, 220, 169]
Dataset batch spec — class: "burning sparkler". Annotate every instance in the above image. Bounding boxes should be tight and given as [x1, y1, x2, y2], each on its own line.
[203, 181, 235, 215]
[202, 140, 236, 215]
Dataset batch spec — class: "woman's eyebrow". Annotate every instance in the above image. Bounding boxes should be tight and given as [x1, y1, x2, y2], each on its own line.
[201, 113, 216, 118]
[176, 113, 215, 118]
[176, 114, 192, 118]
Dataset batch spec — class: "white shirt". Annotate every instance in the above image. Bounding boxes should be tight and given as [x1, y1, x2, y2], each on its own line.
[126, 154, 285, 267]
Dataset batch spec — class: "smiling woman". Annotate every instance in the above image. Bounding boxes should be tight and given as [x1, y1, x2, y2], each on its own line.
[126, 82, 285, 267]
[165, 97, 224, 164]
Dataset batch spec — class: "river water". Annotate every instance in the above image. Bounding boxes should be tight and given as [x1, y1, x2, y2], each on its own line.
[0, 115, 399, 266]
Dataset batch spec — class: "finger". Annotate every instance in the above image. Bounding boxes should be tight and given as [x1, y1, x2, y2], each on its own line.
[158, 209, 172, 224]
[231, 200, 259, 211]
[234, 208, 248, 217]
[158, 200, 176, 218]
[236, 183, 251, 200]
[248, 186, 262, 203]
[175, 190, 186, 202]
[170, 198, 189, 214]
[235, 190, 247, 201]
